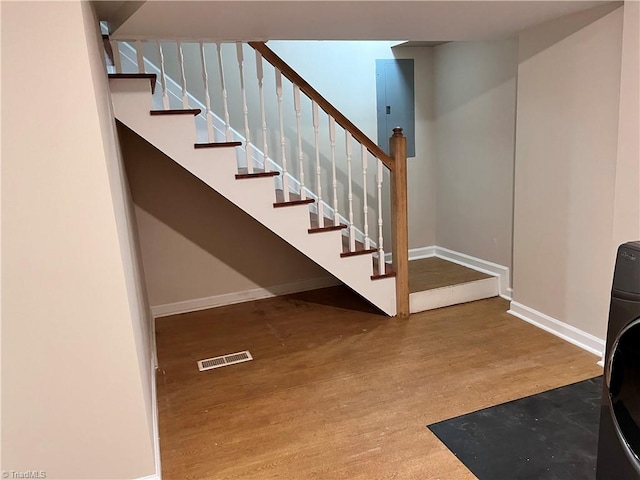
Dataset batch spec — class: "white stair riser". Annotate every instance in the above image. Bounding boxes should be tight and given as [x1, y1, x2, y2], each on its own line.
[409, 277, 499, 313]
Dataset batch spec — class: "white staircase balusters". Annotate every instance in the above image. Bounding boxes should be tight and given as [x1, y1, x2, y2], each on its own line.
[176, 41, 189, 109]
[109, 74, 397, 315]
[255, 51, 269, 172]
[216, 42, 232, 142]
[157, 41, 170, 110]
[377, 159, 385, 275]
[312, 101, 324, 225]
[329, 117, 339, 226]
[362, 144, 370, 250]
[236, 42, 253, 173]
[107, 39, 400, 260]
[111, 39, 122, 73]
[275, 68, 290, 201]
[294, 85, 306, 200]
[135, 40, 145, 73]
[199, 42, 215, 143]
[346, 131, 356, 252]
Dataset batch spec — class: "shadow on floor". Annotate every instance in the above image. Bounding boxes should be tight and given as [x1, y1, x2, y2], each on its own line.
[285, 285, 385, 316]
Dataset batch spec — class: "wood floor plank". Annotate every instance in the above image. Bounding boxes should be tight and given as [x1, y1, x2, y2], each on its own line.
[409, 257, 492, 293]
[155, 286, 601, 479]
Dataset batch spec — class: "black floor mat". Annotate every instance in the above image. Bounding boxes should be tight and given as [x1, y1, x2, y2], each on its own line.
[428, 377, 602, 480]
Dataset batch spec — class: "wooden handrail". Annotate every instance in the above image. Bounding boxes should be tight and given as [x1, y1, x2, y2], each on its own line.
[102, 34, 115, 67]
[390, 128, 409, 318]
[249, 41, 395, 171]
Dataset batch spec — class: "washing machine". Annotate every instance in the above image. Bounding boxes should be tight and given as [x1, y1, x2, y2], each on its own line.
[597, 241, 640, 480]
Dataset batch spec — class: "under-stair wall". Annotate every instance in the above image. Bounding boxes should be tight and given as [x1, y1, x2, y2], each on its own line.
[119, 123, 339, 315]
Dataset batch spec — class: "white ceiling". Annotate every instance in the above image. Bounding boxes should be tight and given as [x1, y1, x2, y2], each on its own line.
[111, 0, 615, 42]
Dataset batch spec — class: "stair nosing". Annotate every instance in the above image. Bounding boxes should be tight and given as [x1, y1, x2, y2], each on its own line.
[371, 272, 397, 280]
[108, 73, 157, 94]
[194, 142, 242, 149]
[235, 171, 280, 179]
[150, 109, 201, 116]
[308, 224, 347, 234]
[273, 198, 315, 208]
[340, 248, 377, 258]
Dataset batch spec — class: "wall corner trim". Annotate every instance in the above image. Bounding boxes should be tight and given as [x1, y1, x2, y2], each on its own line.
[434, 246, 511, 298]
[151, 276, 341, 318]
[385, 245, 511, 298]
[508, 301, 605, 358]
[136, 475, 161, 480]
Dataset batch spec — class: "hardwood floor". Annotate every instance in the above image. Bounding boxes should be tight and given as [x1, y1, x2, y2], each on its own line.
[409, 257, 492, 293]
[155, 286, 602, 479]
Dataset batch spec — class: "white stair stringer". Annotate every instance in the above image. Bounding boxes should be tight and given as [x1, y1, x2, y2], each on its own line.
[110, 77, 396, 316]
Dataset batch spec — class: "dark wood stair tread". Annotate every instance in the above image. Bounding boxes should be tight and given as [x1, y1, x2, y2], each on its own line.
[194, 142, 242, 149]
[308, 224, 347, 234]
[150, 109, 201, 116]
[108, 73, 157, 94]
[371, 259, 396, 280]
[274, 199, 315, 208]
[273, 189, 315, 208]
[235, 168, 280, 179]
[308, 212, 346, 233]
[340, 235, 377, 257]
[340, 248, 377, 258]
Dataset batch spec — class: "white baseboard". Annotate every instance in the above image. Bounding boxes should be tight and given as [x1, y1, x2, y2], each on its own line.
[410, 277, 499, 313]
[434, 246, 511, 299]
[385, 245, 436, 263]
[386, 245, 511, 300]
[135, 364, 162, 480]
[408, 246, 437, 260]
[150, 357, 162, 480]
[135, 351, 163, 480]
[151, 276, 341, 318]
[508, 301, 605, 358]
[502, 288, 514, 301]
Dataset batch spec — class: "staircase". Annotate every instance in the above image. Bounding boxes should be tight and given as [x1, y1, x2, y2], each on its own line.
[106, 39, 501, 318]
[109, 70, 401, 315]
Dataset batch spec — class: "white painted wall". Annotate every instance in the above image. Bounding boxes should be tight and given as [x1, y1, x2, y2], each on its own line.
[433, 39, 518, 275]
[612, 1, 640, 253]
[1, 2, 156, 477]
[512, 4, 624, 340]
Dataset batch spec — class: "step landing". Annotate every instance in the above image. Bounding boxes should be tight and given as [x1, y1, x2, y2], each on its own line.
[409, 257, 499, 313]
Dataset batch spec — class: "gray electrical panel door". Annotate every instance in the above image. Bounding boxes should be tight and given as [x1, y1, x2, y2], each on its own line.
[376, 59, 415, 158]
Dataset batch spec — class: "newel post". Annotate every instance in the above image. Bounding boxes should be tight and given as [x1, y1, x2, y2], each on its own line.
[390, 127, 410, 318]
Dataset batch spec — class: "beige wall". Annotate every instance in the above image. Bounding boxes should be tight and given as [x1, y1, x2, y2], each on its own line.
[1, 2, 155, 478]
[119, 125, 333, 308]
[612, 1, 640, 252]
[512, 4, 624, 339]
[433, 39, 518, 272]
